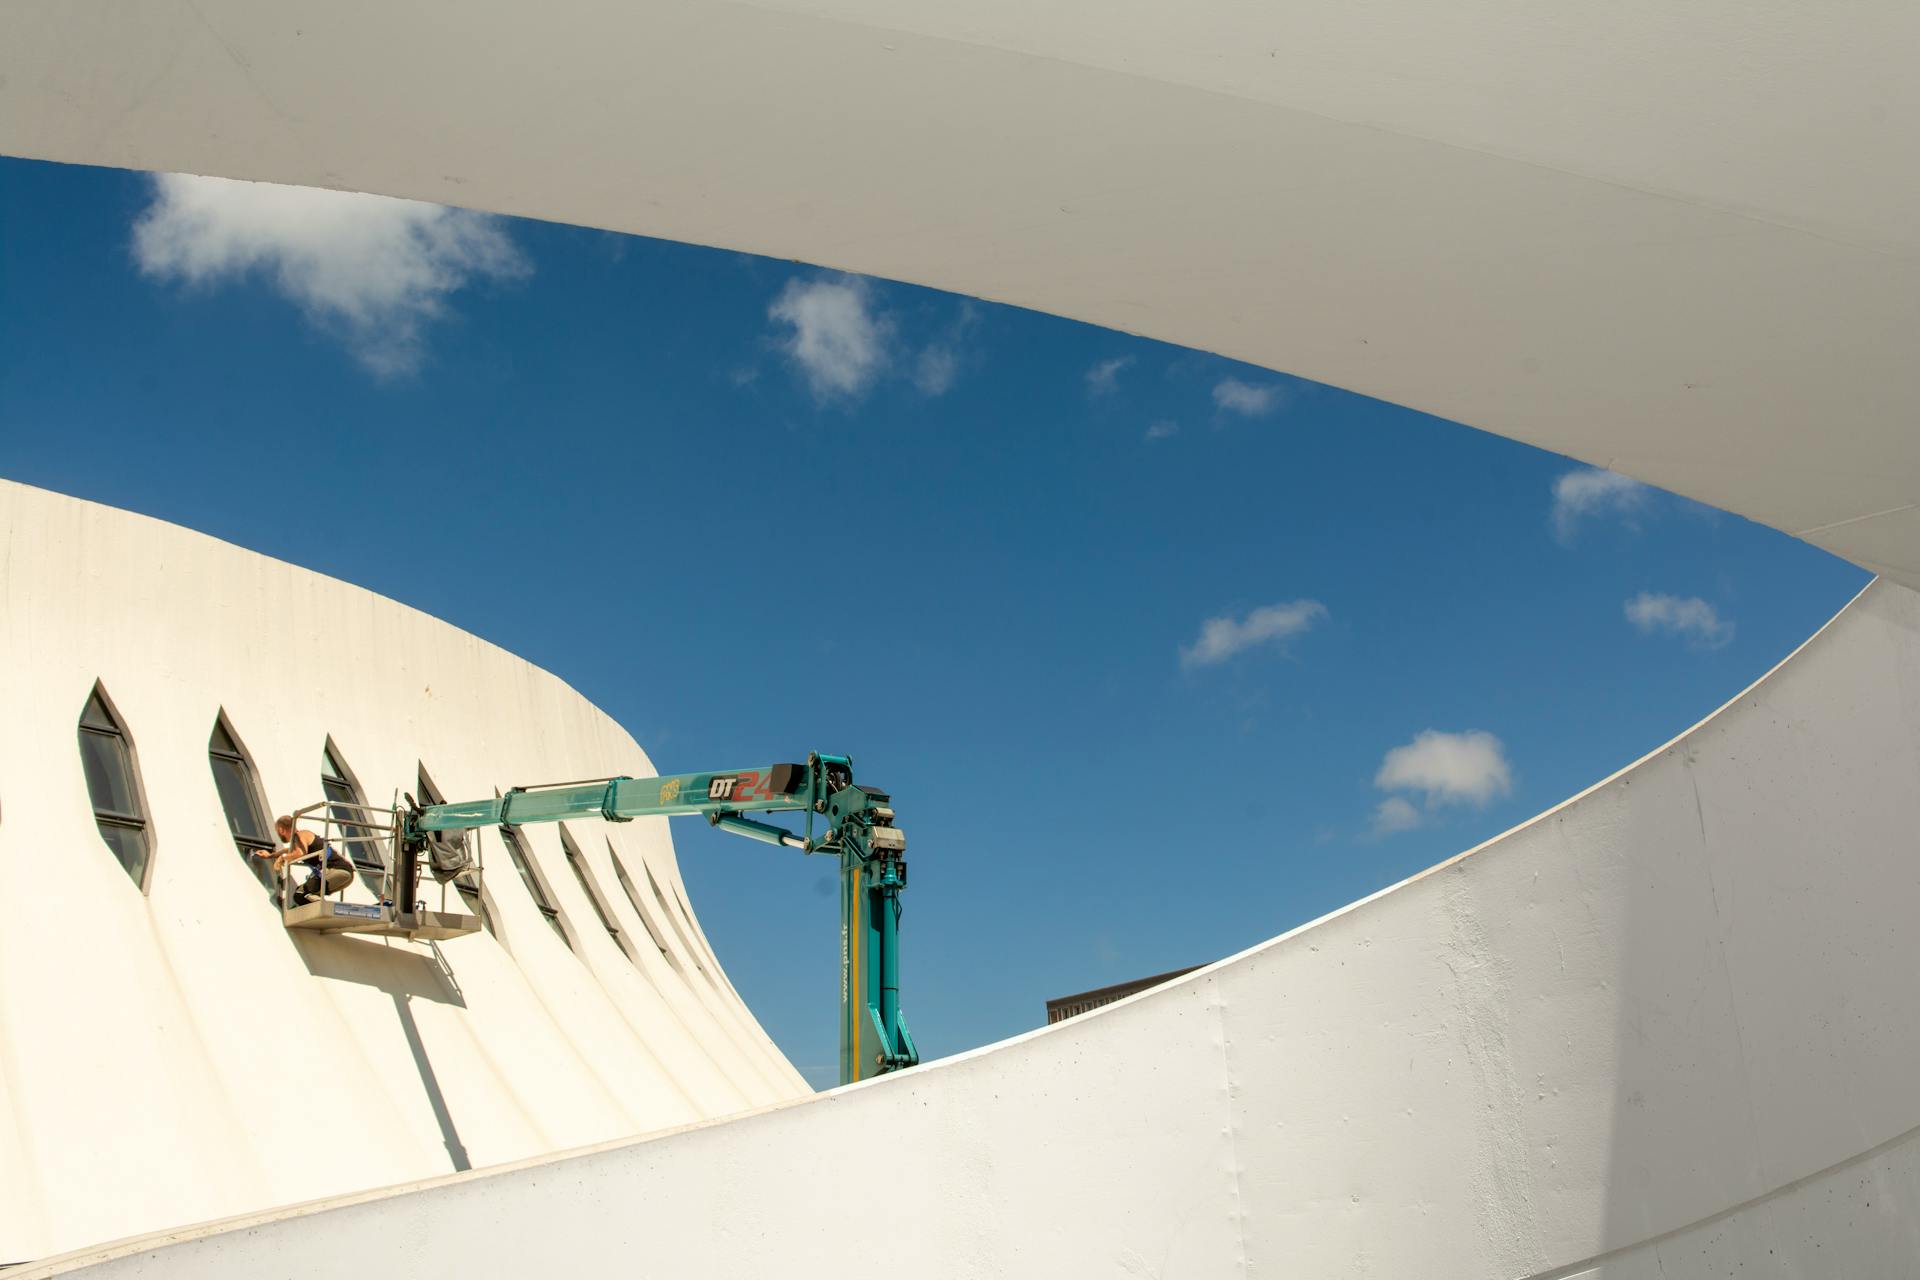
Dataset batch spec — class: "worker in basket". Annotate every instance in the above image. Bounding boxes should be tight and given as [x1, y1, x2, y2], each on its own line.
[257, 815, 355, 905]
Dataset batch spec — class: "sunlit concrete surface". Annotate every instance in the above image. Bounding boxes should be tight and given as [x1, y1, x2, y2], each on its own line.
[2, 0, 1917, 583]
[4, 0, 1920, 1273]
[0, 479, 805, 1263]
[20, 576, 1920, 1277]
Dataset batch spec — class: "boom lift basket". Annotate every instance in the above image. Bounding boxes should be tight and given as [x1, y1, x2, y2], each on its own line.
[277, 799, 483, 941]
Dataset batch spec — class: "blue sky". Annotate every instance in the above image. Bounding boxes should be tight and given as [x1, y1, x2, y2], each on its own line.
[0, 157, 1868, 1086]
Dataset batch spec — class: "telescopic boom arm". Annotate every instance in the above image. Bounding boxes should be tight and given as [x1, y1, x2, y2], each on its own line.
[401, 752, 917, 1085]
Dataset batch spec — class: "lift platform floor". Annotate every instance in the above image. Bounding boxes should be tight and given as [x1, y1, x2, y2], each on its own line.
[283, 900, 481, 941]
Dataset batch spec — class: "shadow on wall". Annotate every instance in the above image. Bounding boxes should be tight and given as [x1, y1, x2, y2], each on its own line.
[290, 933, 465, 1007]
[393, 992, 471, 1173]
[290, 933, 472, 1172]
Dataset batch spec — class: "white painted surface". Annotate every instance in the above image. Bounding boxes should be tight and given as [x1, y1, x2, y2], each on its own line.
[16, 576, 1920, 1277]
[0, 479, 806, 1263]
[5, 1, 1920, 1271]
[2, 0, 1916, 582]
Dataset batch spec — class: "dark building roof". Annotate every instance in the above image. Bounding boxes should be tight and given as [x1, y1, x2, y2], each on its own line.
[1044, 965, 1202, 1024]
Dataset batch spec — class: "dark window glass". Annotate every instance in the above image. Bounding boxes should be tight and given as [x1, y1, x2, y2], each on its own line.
[559, 825, 624, 954]
[209, 715, 275, 891]
[500, 824, 568, 948]
[420, 767, 483, 924]
[421, 767, 483, 928]
[211, 758, 271, 846]
[78, 695, 117, 731]
[79, 719, 141, 819]
[95, 821, 149, 882]
[415, 767, 470, 859]
[610, 847, 678, 968]
[321, 743, 385, 890]
[77, 689, 149, 887]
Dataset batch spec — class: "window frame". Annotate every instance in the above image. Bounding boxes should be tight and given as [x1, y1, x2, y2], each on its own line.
[320, 739, 387, 891]
[453, 877, 496, 936]
[413, 764, 472, 860]
[77, 683, 154, 892]
[610, 846, 681, 970]
[645, 860, 716, 984]
[498, 821, 570, 950]
[208, 711, 276, 892]
[421, 764, 492, 934]
[558, 823, 630, 960]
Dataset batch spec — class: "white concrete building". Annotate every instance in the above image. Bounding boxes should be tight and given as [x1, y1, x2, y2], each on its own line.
[13, 533, 1918, 1277]
[3, 0, 1919, 1271]
[0, 478, 805, 1263]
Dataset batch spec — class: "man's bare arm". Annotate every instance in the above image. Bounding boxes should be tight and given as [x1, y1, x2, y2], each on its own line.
[252, 844, 300, 868]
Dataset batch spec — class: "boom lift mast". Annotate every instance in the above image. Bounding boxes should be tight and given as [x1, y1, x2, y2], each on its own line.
[398, 752, 916, 1085]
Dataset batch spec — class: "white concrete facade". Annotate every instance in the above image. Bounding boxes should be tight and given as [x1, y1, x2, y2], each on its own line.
[4, 0, 1920, 1272]
[20, 573, 1920, 1277]
[0, 479, 805, 1263]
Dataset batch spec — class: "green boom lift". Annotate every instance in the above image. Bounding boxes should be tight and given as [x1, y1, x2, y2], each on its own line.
[396, 752, 916, 1086]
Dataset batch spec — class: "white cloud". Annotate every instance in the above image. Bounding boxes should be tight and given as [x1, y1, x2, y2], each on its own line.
[1212, 377, 1281, 416]
[1552, 466, 1649, 543]
[1370, 795, 1423, 835]
[1625, 593, 1734, 649]
[1145, 420, 1179, 441]
[1086, 356, 1133, 395]
[768, 276, 891, 400]
[913, 345, 958, 396]
[1180, 599, 1327, 668]
[911, 302, 977, 397]
[1374, 730, 1513, 810]
[132, 173, 527, 377]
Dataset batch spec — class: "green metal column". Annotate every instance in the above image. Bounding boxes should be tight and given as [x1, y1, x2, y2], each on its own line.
[838, 851, 866, 1085]
[875, 860, 902, 1047]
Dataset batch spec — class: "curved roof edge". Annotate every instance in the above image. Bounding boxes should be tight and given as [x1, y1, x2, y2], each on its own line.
[3, 1, 1915, 583]
[0, 478, 612, 739]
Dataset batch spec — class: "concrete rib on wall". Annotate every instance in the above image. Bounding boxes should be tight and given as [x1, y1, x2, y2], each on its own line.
[0, 478, 807, 1262]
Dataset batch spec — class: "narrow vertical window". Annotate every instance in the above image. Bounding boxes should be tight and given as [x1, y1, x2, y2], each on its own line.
[646, 861, 714, 982]
[413, 765, 471, 862]
[419, 766, 490, 934]
[78, 686, 151, 888]
[610, 845, 679, 969]
[499, 822, 569, 949]
[454, 879, 496, 935]
[320, 742, 385, 892]
[208, 713, 275, 892]
[670, 879, 734, 989]
[558, 824, 628, 958]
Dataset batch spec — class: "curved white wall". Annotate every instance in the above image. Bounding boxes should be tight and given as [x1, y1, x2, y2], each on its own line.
[0, 479, 805, 1262]
[4, 0, 1920, 1272]
[2, 0, 1916, 584]
[23, 575, 1920, 1277]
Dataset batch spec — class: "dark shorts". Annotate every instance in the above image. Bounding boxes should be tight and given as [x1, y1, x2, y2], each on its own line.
[297, 844, 350, 871]
[294, 846, 355, 899]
